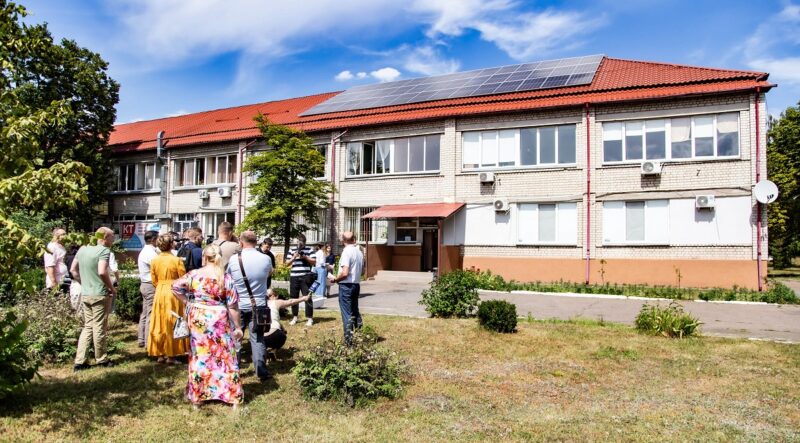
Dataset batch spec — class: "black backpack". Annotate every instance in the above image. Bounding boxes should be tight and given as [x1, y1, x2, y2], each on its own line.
[177, 242, 196, 271]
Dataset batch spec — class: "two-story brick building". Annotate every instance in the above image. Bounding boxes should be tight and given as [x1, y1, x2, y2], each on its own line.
[107, 55, 773, 289]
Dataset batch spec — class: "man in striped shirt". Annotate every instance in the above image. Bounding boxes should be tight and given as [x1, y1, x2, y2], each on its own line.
[285, 233, 316, 326]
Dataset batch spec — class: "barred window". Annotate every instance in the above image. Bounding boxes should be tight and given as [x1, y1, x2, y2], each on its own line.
[343, 207, 388, 243]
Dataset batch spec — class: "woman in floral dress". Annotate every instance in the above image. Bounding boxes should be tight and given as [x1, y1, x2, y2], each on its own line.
[172, 244, 244, 408]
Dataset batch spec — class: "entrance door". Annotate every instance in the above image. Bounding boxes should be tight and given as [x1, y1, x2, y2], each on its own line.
[421, 228, 438, 272]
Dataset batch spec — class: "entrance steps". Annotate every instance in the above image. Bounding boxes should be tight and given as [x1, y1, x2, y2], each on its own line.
[374, 270, 434, 284]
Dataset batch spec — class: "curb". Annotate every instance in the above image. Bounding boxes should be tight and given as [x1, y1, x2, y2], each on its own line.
[477, 289, 780, 306]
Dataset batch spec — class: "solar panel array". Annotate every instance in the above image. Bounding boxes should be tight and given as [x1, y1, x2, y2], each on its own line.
[301, 54, 604, 116]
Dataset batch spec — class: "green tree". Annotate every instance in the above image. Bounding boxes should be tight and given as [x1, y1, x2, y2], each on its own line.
[1, 1, 93, 290]
[241, 116, 333, 257]
[767, 102, 800, 268]
[3, 0, 119, 229]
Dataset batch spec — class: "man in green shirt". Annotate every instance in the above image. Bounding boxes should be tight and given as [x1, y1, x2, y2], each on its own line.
[71, 227, 118, 370]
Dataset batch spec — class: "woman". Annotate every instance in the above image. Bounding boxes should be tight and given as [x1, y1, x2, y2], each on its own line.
[148, 233, 189, 364]
[264, 289, 311, 350]
[313, 242, 327, 297]
[172, 245, 244, 408]
[323, 244, 335, 297]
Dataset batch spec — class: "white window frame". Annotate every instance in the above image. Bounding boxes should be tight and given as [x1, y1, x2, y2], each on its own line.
[202, 212, 235, 238]
[314, 144, 331, 179]
[601, 112, 740, 164]
[174, 155, 237, 188]
[115, 162, 159, 192]
[343, 207, 388, 244]
[345, 134, 441, 178]
[516, 202, 578, 245]
[461, 124, 577, 171]
[173, 213, 198, 233]
[395, 218, 419, 244]
[602, 200, 670, 245]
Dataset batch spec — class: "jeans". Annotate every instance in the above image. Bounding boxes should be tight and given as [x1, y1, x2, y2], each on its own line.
[239, 310, 270, 380]
[338, 283, 362, 345]
[314, 266, 327, 296]
[289, 276, 312, 318]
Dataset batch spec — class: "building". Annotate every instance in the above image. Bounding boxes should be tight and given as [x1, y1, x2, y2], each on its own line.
[107, 55, 774, 289]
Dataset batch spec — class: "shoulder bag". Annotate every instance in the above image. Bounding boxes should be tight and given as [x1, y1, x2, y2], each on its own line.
[238, 253, 271, 327]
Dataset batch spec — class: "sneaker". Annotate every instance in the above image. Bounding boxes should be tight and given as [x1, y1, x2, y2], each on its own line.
[73, 363, 90, 372]
[96, 360, 116, 368]
[305, 318, 314, 327]
[289, 317, 298, 326]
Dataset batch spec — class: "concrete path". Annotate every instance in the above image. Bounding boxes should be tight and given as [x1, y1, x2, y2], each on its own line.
[303, 279, 800, 343]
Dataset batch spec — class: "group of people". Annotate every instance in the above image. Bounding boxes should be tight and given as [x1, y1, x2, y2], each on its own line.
[54, 221, 364, 409]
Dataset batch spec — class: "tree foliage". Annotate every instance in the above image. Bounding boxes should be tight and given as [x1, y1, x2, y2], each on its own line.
[0, 1, 97, 291]
[767, 103, 800, 268]
[241, 116, 333, 256]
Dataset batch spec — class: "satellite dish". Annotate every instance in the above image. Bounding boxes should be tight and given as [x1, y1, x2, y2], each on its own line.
[754, 180, 779, 204]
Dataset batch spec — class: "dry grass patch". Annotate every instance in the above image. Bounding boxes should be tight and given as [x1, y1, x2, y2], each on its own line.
[0, 312, 798, 442]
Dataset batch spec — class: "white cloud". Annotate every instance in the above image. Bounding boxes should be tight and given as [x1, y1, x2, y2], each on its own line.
[403, 45, 460, 76]
[370, 67, 401, 82]
[356, 72, 368, 79]
[166, 109, 189, 117]
[335, 70, 355, 81]
[744, 4, 800, 85]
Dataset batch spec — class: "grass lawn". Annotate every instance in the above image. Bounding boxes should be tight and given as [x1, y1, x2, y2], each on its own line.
[1, 312, 798, 442]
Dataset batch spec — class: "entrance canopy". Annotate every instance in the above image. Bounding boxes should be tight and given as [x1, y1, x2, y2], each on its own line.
[362, 202, 465, 220]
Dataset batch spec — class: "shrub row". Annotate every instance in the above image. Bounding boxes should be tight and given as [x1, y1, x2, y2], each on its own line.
[469, 270, 799, 304]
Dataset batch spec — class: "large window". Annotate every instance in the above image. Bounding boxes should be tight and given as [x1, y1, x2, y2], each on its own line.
[174, 155, 237, 187]
[202, 212, 235, 238]
[346, 135, 440, 177]
[517, 203, 578, 244]
[395, 218, 418, 243]
[315, 144, 331, 179]
[173, 213, 198, 234]
[602, 113, 739, 163]
[463, 124, 576, 169]
[343, 207, 388, 243]
[115, 162, 160, 192]
[295, 209, 328, 244]
[602, 200, 669, 244]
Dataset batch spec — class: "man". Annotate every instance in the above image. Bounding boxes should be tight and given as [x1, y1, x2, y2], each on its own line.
[227, 230, 274, 381]
[212, 221, 241, 269]
[136, 230, 159, 348]
[258, 237, 276, 288]
[285, 233, 315, 326]
[179, 227, 204, 271]
[44, 228, 68, 292]
[330, 231, 364, 345]
[71, 227, 117, 370]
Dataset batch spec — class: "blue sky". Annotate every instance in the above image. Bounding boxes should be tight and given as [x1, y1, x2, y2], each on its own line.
[25, 0, 800, 123]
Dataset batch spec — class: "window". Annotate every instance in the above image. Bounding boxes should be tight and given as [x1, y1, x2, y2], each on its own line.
[602, 113, 740, 163]
[517, 202, 577, 244]
[202, 212, 235, 238]
[115, 162, 160, 192]
[314, 144, 331, 179]
[346, 135, 441, 176]
[395, 218, 418, 243]
[296, 209, 328, 244]
[343, 207, 388, 243]
[173, 213, 198, 234]
[602, 200, 669, 244]
[462, 124, 576, 169]
[174, 155, 237, 187]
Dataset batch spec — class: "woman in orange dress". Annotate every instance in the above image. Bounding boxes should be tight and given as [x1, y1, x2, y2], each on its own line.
[147, 233, 189, 363]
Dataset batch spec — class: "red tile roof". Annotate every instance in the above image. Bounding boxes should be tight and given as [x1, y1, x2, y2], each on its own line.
[109, 57, 773, 153]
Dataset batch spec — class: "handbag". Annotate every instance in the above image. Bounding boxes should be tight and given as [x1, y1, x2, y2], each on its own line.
[171, 310, 189, 339]
[238, 254, 271, 327]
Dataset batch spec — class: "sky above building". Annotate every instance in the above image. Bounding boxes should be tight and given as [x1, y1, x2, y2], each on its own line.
[24, 0, 800, 123]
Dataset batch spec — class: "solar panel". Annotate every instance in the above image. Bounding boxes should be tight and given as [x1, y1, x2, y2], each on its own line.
[300, 54, 604, 116]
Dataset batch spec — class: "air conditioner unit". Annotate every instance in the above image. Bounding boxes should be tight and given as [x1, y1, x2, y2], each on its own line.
[695, 194, 716, 209]
[197, 189, 210, 199]
[493, 198, 509, 212]
[479, 172, 495, 183]
[218, 186, 232, 198]
[640, 161, 663, 175]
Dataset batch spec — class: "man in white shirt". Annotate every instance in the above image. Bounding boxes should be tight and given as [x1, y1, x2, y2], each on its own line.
[44, 228, 68, 292]
[329, 231, 364, 345]
[136, 231, 159, 348]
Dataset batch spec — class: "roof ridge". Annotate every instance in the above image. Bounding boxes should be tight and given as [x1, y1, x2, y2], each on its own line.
[605, 56, 768, 78]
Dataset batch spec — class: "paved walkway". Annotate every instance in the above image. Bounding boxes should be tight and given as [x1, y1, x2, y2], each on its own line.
[306, 280, 800, 343]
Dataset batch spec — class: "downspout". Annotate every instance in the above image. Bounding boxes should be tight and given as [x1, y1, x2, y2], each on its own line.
[237, 139, 259, 225]
[157, 131, 167, 215]
[329, 130, 347, 243]
[755, 87, 763, 291]
[437, 218, 443, 277]
[584, 103, 592, 285]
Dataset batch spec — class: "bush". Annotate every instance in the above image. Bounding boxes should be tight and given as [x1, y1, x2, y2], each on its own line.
[477, 300, 518, 333]
[635, 302, 700, 338]
[0, 268, 46, 307]
[14, 290, 81, 363]
[293, 330, 408, 407]
[272, 265, 291, 281]
[762, 282, 799, 304]
[0, 312, 39, 400]
[115, 277, 142, 322]
[419, 270, 480, 318]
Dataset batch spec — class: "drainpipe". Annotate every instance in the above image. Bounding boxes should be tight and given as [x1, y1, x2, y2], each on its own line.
[585, 103, 592, 285]
[156, 131, 167, 215]
[329, 130, 347, 244]
[237, 139, 259, 225]
[755, 87, 763, 292]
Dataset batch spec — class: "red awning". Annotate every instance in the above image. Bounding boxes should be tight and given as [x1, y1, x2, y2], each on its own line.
[362, 202, 465, 220]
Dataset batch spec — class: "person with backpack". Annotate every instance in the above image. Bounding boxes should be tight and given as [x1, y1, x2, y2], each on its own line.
[177, 227, 203, 272]
[212, 221, 241, 269]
